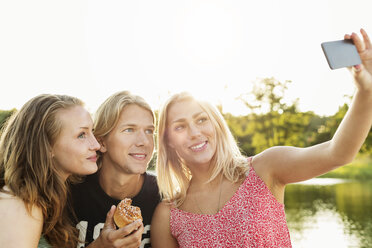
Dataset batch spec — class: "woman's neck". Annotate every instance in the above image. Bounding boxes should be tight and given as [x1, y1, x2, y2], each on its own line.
[187, 161, 215, 184]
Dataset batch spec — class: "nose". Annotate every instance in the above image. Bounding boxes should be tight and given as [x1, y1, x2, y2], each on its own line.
[89, 136, 101, 151]
[188, 123, 201, 138]
[135, 130, 152, 147]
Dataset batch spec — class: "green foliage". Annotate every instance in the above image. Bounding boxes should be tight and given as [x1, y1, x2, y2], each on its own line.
[319, 154, 372, 180]
[228, 77, 327, 154]
[238, 77, 292, 114]
[0, 109, 16, 134]
[224, 113, 255, 156]
[223, 77, 372, 178]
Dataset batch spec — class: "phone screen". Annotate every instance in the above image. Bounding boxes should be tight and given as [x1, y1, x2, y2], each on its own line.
[321, 39, 361, 70]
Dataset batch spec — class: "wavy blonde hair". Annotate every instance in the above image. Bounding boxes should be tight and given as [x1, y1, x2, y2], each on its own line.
[93, 91, 155, 167]
[0, 94, 83, 247]
[156, 92, 249, 206]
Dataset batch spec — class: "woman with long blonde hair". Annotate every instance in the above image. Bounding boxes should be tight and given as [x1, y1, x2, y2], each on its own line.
[151, 29, 372, 247]
[0, 94, 100, 247]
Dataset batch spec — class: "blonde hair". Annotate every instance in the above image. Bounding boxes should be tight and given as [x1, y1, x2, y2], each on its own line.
[94, 91, 155, 167]
[156, 92, 248, 206]
[0, 94, 83, 247]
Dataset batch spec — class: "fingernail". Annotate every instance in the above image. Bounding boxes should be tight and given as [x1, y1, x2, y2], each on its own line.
[354, 64, 361, 71]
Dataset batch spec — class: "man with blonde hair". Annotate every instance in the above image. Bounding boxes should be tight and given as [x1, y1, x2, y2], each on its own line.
[71, 91, 160, 248]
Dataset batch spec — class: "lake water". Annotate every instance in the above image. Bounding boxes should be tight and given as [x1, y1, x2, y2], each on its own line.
[285, 178, 372, 248]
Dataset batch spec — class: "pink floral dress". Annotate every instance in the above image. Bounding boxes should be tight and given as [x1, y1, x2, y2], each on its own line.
[170, 166, 292, 247]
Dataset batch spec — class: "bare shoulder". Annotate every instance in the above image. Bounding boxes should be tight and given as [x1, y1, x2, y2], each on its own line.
[154, 201, 174, 216]
[254, 146, 289, 161]
[152, 201, 174, 227]
[253, 146, 305, 169]
[0, 191, 43, 247]
[251, 147, 279, 176]
[151, 201, 178, 248]
[0, 192, 43, 219]
[251, 147, 301, 185]
[253, 144, 328, 187]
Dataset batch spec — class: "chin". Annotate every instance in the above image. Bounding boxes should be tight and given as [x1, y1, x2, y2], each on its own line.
[84, 164, 98, 174]
[128, 165, 147, 174]
[138, 166, 148, 174]
[197, 154, 214, 163]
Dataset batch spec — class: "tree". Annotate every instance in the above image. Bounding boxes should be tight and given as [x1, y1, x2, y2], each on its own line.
[234, 77, 322, 154]
[224, 77, 371, 159]
[0, 109, 16, 133]
[317, 103, 372, 153]
[238, 77, 292, 114]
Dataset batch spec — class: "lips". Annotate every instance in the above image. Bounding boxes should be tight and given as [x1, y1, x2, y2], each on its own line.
[87, 155, 97, 162]
[129, 153, 147, 160]
[189, 141, 208, 151]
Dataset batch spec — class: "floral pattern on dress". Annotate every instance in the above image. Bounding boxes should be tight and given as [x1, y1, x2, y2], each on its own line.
[170, 166, 292, 248]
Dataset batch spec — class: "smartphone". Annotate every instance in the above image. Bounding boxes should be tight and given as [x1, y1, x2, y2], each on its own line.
[321, 39, 361, 70]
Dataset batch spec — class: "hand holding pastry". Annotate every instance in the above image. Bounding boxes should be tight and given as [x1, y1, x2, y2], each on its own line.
[114, 198, 143, 228]
[86, 204, 144, 248]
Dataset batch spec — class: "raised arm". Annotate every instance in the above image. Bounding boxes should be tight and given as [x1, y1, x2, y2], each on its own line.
[254, 29, 372, 195]
[151, 202, 178, 248]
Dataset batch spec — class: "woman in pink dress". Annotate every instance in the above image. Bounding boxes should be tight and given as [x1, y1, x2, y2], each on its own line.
[151, 29, 372, 248]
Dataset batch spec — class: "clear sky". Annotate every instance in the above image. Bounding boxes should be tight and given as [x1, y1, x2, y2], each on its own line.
[0, 0, 371, 116]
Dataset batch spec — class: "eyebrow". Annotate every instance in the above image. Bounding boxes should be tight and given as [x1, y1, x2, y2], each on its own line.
[118, 123, 155, 129]
[171, 111, 204, 124]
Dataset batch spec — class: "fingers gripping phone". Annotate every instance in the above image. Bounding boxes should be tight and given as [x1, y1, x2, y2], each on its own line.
[321, 39, 361, 70]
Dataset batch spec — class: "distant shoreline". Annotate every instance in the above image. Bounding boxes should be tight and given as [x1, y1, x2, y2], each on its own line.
[148, 155, 372, 180]
[318, 154, 372, 180]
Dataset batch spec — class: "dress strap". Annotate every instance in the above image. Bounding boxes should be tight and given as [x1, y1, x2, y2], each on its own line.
[248, 156, 253, 167]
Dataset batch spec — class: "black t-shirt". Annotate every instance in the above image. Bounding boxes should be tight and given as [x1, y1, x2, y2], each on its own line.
[70, 172, 160, 248]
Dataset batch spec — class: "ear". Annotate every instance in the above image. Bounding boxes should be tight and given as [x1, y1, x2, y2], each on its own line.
[50, 146, 55, 158]
[99, 138, 107, 153]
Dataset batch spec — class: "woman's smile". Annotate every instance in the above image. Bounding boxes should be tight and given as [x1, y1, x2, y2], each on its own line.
[189, 141, 208, 152]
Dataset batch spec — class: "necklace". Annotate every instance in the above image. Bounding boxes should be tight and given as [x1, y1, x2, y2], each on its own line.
[193, 174, 224, 215]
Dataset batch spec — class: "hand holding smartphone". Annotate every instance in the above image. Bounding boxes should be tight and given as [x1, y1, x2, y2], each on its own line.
[321, 39, 361, 70]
